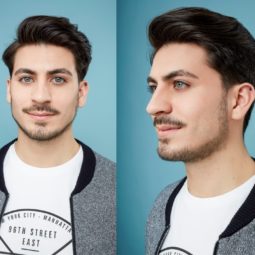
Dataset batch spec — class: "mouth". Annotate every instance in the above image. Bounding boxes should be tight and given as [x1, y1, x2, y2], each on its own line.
[26, 111, 56, 121]
[156, 124, 182, 136]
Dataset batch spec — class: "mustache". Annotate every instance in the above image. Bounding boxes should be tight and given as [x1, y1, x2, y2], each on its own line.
[153, 116, 186, 127]
[22, 105, 60, 115]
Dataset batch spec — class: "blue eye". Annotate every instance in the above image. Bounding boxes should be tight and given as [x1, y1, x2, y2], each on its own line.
[174, 80, 188, 89]
[19, 77, 33, 84]
[147, 85, 157, 94]
[52, 77, 66, 85]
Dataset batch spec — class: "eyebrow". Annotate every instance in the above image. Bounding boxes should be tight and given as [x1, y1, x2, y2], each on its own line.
[147, 69, 199, 84]
[14, 68, 35, 76]
[48, 68, 73, 77]
[13, 68, 73, 77]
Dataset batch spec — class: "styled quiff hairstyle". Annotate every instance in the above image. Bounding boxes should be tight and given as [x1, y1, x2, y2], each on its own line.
[148, 7, 255, 132]
[2, 15, 92, 81]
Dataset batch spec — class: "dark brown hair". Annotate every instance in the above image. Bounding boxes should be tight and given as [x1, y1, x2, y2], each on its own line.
[148, 7, 255, 132]
[2, 15, 92, 81]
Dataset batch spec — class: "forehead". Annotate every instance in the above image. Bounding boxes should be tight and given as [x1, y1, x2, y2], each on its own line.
[150, 43, 216, 79]
[13, 44, 76, 73]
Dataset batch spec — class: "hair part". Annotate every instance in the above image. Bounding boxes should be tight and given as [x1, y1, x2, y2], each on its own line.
[2, 15, 92, 81]
[148, 7, 255, 132]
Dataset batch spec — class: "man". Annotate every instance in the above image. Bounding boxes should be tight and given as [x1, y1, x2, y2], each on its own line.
[146, 7, 255, 255]
[0, 16, 115, 254]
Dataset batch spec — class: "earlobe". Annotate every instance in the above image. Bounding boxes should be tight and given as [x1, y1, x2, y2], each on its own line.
[6, 80, 11, 103]
[231, 83, 255, 120]
[78, 80, 89, 107]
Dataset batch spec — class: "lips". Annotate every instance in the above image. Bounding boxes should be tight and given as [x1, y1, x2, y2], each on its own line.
[156, 124, 182, 137]
[28, 111, 55, 116]
[26, 111, 56, 121]
[156, 124, 181, 131]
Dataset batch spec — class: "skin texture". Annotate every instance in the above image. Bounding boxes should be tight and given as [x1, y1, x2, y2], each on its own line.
[7, 44, 88, 167]
[147, 43, 228, 163]
[147, 43, 255, 197]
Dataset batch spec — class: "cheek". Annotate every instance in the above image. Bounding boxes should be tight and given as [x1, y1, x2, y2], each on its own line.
[55, 94, 79, 113]
[9, 86, 31, 105]
[10, 94, 28, 109]
[54, 88, 79, 105]
[180, 96, 220, 131]
[177, 96, 209, 119]
[182, 87, 222, 117]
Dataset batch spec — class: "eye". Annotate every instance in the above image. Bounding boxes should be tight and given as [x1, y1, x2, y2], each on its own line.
[173, 80, 188, 90]
[52, 77, 66, 85]
[147, 84, 157, 94]
[19, 76, 33, 84]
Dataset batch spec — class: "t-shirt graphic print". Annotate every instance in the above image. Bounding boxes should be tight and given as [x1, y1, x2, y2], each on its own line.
[0, 209, 72, 254]
[0, 144, 83, 254]
[159, 247, 193, 255]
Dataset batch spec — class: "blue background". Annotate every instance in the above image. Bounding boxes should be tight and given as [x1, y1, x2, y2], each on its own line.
[118, 1, 255, 254]
[0, 0, 116, 161]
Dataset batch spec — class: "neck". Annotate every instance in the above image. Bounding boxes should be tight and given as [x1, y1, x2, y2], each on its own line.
[185, 141, 255, 198]
[15, 129, 80, 168]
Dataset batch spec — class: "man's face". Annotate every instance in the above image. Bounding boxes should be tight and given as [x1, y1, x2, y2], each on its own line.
[7, 44, 88, 141]
[146, 43, 229, 163]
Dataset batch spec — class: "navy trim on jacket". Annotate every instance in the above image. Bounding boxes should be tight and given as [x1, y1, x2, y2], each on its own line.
[0, 139, 96, 195]
[158, 171, 255, 252]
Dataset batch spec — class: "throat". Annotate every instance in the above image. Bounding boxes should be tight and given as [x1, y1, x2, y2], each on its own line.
[14, 135, 80, 168]
[186, 153, 255, 198]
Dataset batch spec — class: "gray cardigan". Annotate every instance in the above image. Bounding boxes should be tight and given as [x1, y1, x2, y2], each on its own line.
[146, 178, 255, 255]
[0, 139, 116, 255]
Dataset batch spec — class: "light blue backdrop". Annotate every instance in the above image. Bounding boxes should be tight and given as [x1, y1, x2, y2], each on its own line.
[0, 0, 116, 161]
[118, 1, 255, 254]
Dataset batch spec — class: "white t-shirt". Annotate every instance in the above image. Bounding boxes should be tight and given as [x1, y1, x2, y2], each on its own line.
[0, 144, 83, 255]
[160, 175, 255, 255]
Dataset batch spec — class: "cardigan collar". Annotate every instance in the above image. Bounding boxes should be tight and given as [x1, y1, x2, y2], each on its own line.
[0, 139, 96, 195]
[165, 169, 255, 238]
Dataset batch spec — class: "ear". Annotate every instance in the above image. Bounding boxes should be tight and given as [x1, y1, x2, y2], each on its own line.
[78, 80, 89, 107]
[230, 83, 255, 120]
[6, 79, 11, 103]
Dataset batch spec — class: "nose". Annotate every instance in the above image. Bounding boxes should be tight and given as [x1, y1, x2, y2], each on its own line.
[31, 80, 51, 104]
[146, 86, 172, 116]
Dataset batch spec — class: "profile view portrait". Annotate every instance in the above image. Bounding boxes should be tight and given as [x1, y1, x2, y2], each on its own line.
[0, 15, 115, 254]
[146, 7, 255, 255]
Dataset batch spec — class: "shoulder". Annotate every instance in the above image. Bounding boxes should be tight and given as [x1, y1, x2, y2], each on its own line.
[148, 180, 182, 223]
[76, 138, 115, 173]
[146, 179, 185, 254]
[153, 181, 182, 207]
[0, 140, 16, 158]
[0, 140, 17, 193]
[76, 138, 115, 187]
[94, 152, 116, 173]
[92, 152, 115, 193]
